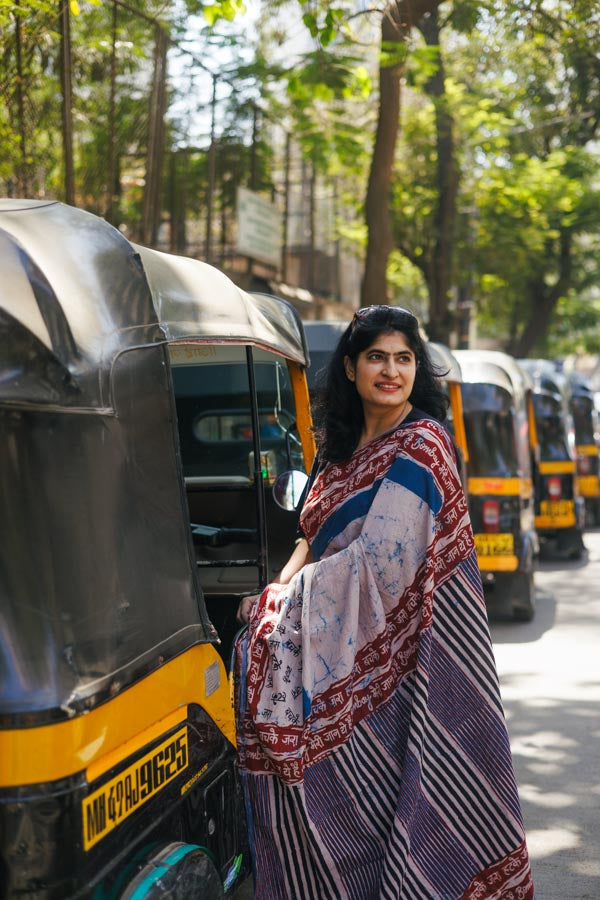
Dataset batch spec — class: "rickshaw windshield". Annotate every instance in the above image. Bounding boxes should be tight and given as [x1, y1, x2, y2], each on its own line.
[570, 395, 595, 445]
[461, 383, 519, 477]
[170, 345, 304, 479]
[533, 393, 570, 460]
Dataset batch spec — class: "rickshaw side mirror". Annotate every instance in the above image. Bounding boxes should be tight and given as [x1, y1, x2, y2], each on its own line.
[272, 470, 309, 511]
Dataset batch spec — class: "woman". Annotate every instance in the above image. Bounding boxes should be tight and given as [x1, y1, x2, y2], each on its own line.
[235, 306, 533, 899]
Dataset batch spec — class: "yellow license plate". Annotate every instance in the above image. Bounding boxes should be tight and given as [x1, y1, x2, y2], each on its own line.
[540, 500, 573, 518]
[474, 533, 515, 556]
[82, 726, 188, 850]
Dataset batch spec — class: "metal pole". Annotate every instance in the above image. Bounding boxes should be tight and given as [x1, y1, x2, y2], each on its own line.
[246, 347, 269, 588]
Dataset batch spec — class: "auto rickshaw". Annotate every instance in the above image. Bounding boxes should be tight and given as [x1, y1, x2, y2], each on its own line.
[0, 200, 315, 898]
[454, 350, 538, 621]
[566, 372, 600, 526]
[302, 321, 470, 478]
[519, 359, 585, 559]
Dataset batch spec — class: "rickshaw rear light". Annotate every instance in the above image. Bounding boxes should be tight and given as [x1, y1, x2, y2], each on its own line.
[548, 476, 562, 500]
[482, 499, 500, 532]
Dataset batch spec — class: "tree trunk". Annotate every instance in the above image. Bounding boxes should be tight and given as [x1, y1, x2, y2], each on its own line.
[361, 0, 443, 308]
[105, 0, 119, 224]
[58, 0, 75, 205]
[14, 2, 30, 195]
[511, 229, 572, 357]
[141, 24, 168, 246]
[418, 7, 458, 344]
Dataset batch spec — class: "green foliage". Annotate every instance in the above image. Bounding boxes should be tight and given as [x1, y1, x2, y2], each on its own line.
[2, 0, 598, 357]
[545, 291, 600, 357]
[203, 0, 247, 27]
[387, 249, 429, 314]
[285, 48, 371, 174]
[448, 0, 482, 34]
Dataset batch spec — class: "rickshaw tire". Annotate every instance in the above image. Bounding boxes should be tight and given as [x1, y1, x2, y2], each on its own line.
[568, 528, 586, 560]
[119, 841, 224, 899]
[511, 570, 535, 623]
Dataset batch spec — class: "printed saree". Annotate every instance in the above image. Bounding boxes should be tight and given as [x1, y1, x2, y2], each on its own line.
[235, 418, 533, 899]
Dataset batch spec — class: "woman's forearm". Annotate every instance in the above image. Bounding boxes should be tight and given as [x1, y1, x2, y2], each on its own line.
[274, 538, 313, 584]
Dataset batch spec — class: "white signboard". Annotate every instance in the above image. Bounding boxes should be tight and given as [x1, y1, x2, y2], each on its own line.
[236, 186, 282, 268]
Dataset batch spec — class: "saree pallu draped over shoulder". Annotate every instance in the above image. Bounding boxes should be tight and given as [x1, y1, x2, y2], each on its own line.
[235, 419, 533, 900]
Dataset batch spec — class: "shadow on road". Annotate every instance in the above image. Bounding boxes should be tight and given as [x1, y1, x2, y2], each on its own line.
[501, 693, 600, 899]
[537, 547, 590, 571]
[490, 587, 557, 644]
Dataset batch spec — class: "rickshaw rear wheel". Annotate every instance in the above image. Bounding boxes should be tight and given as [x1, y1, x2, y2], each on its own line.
[511, 569, 536, 623]
[120, 842, 224, 899]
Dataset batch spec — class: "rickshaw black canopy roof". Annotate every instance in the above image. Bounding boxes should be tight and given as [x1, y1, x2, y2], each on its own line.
[454, 350, 531, 408]
[0, 200, 308, 411]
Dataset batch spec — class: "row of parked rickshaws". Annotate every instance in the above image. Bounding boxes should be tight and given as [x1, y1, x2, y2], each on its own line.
[1, 201, 598, 898]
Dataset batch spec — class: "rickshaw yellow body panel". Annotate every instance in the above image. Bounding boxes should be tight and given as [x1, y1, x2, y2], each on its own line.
[577, 475, 600, 498]
[538, 460, 576, 475]
[0, 644, 234, 789]
[467, 477, 533, 499]
[575, 446, 600, 498]
[577, 444, 599, 456]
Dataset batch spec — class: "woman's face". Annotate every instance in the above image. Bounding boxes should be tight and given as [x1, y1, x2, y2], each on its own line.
[344, 330, 417, 416]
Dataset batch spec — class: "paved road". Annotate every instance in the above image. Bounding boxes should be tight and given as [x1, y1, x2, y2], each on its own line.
[491, 527, 600, 900]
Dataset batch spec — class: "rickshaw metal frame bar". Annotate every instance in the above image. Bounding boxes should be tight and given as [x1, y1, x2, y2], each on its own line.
[448, 381, 469, 463]
[197, 560, 259, 568]
[289, 360, 316, 471]
[246, 346, 269, 588]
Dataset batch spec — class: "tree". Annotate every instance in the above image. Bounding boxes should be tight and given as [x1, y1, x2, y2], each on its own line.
[456, 0, 600, 354]
[361, 0, 444, 309]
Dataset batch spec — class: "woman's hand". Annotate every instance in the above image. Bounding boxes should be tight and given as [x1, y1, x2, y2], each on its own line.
[236, 593, 261, 625]
[236, 540, 313, 625]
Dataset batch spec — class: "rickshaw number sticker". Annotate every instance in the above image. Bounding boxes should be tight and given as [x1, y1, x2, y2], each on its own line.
[82, 727, 188, 851]
[540, 499, 573, 518]
[474, 533, 514, 556]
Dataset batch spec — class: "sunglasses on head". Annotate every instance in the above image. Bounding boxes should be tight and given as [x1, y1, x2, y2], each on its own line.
[351, 305, 417, 330]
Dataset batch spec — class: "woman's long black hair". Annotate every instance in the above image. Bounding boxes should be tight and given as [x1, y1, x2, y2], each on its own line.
[313, 306, 449, 463]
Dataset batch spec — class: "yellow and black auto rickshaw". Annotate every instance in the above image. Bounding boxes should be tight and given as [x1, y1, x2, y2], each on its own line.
[0, 200, 315, 898]
[519, 359, 585, 560]
[454, 350, 538, 621]
[567, 372, 600, 526]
